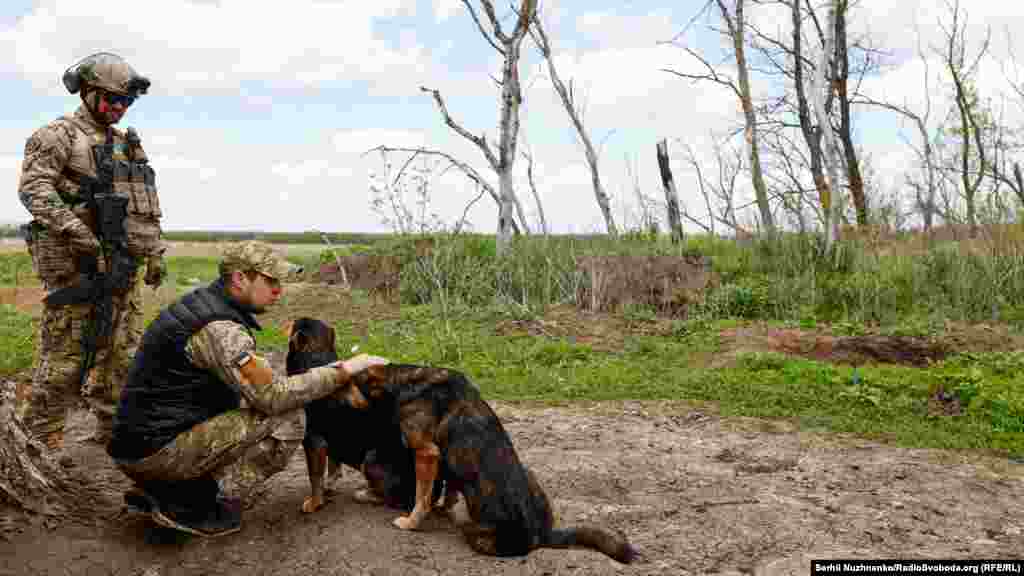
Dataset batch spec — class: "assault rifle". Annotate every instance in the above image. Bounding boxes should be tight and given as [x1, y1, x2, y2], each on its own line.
[43, 128, 137, 388]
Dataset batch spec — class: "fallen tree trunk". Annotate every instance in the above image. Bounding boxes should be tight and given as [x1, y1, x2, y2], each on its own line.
[0, 380, 70, 539]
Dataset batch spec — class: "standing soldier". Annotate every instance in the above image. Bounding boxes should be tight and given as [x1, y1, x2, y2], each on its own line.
[17, 52, 166, 457]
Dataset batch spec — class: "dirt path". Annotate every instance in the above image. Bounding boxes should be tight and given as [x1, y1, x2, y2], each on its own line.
[2, 399, 1022, 576]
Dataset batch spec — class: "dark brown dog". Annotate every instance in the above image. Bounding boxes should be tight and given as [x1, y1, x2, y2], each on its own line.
[336, 363, 637, 563]
[284, 318, 433, 514]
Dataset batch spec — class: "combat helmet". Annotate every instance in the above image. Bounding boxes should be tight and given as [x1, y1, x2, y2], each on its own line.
[62, 52, 150, 98]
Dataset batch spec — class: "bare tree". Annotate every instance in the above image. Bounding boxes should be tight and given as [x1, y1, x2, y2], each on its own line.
[521, 149, 550, 234]
[365, 145, 522, 235]
[939, 0, 991, 238]
[737, 0, 884, 235]
[788, 0, 832, 237]
[852, 35, 939, 235]
[422, 0, 538, 254]
[832, 0, 868, 227]
[984, 97, 1024, 208]
[624, 153, 660, 234]
[663, 0, 776, 236]
[811, 0, 844, 246]
[656, 139, 685, 242]
[681, 136, 753, 234]
[681, 142, 718, 235]
[529, 14, 617, 236]
[759, 127, 816, 233]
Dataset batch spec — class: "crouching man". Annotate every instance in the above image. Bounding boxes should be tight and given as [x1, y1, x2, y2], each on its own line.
[107, 240, 388, 537]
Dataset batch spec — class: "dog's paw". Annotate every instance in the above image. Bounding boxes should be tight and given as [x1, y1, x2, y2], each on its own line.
[301, 495, 324, 514]
[436, 492, 459, 512]
[352, 488, 385, 505]
[393, 515, 417, 530]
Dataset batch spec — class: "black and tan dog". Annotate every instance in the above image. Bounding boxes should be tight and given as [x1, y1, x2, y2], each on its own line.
[284, 317, 437, 514]
[336, 363, 637, 564]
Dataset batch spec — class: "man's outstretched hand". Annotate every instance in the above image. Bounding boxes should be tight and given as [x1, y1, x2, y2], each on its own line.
[335, 353, 389, 378]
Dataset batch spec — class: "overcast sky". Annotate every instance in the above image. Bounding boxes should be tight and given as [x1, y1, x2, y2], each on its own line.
[2, 0, 1022, 234]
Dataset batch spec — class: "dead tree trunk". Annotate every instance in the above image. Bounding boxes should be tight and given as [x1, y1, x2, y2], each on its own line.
[522, 150, 549, 234]
[656, 139, 684, 242]
[812, 0, 844, 247]
[664, 0, 775, 237]
[942, 0, 990, 239]
[0, 381, 71, 536]
[792, 0, 831, 235]
[1014, 163, 1024, 206]
[719, 0, 775, 236]
[424, 0, 537, 255]
[832, 0, 868, 227]
[530, 15, 617, 236]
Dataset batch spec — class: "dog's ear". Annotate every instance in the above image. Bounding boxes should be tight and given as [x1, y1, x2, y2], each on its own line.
[288, 328, 306, 351]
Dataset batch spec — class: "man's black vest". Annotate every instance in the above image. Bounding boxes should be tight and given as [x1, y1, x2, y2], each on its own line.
[107, 279, 261, 461]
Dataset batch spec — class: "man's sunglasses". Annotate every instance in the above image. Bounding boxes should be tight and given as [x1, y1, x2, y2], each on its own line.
[104, 92, 136, 107]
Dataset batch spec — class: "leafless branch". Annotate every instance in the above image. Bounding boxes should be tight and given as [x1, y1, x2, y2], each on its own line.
[663, 0, 716, 45]
[529, 11, 617, 235]
[364, 145, 500, 206]
[662, 46, 741, 100]
[521, 150, 548, 234]
[420, 86, 499, 169]
[454, 184, 489, 235]
[461, 0, 505, 54]
[475, 0, 508, 43]
[312, 229, 350, 290]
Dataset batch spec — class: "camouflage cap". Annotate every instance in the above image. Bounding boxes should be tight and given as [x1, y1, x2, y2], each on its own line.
[219, 241, 303, 280]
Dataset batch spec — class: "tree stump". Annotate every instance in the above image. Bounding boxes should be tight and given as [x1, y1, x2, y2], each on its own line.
[0, 380, 70, 539]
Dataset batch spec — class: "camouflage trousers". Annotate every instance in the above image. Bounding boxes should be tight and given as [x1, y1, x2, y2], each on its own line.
[115, 407, 306, 507]
[16, 274, 143, 451]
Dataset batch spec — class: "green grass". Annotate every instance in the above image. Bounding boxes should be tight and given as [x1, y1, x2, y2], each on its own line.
[166, 256, 221, 287]
[0, 304, 35, 375]
[0, 252, 34, 286]
[160, 230, 388, 245]
[2, 232, 1023, 459]
[307, 305, 1024, 457]
[163, 252, 342, 288]
[253, 325, 290, 349]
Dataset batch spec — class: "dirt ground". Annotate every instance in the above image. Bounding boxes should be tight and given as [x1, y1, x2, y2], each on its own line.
[2, 240, 1024, 574]
[2, 397, 1022, 576]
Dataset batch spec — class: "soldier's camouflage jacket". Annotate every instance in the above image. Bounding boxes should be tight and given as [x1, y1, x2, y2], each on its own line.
[18, 104, 164, 290]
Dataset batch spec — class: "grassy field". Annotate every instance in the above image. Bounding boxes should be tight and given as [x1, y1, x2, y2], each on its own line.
[1, 231, 1022, 459]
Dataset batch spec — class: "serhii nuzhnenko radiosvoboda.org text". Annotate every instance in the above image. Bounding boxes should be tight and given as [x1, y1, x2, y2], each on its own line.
[812, 560, 1023, 575]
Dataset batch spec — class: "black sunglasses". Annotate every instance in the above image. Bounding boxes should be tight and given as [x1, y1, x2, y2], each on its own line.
[104, 92, 135, 107]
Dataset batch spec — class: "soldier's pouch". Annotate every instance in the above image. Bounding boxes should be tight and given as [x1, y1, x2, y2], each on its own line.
[28, 222, 76, 284]
[120, 161, 161, 218]
[123, 216, 161, 259]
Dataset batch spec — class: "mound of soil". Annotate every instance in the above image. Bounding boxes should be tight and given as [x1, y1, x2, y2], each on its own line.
[721, 327, 950, 367]
[317, 254, 717, 315]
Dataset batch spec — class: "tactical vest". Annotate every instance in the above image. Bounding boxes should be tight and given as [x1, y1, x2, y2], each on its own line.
[61, 114, 162, 258]
[27, 113, 163, 288]
[108, 279, 261, 461]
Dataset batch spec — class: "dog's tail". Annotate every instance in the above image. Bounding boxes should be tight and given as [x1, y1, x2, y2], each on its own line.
[542, 526, 638, 564]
